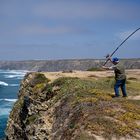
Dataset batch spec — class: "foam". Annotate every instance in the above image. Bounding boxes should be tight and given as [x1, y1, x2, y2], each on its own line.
[0, 108, 11, 116]
[0, 99, 17, 102]
[4, 74, 25, 79]
[0, 81, 8, 86]
[0, 70, 28, 74]
[9, 84, 19, 87]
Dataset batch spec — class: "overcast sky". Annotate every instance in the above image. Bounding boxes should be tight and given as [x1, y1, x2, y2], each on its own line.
[0, 0, 140, 60]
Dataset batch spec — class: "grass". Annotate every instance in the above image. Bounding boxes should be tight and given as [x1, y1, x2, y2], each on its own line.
[126, 80, 140, 95]
[50, 76, 140, 139]
[87, 67, 105, 71]
[25, 114, 40, 125]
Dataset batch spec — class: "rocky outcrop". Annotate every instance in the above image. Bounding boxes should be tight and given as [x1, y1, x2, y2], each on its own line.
[6, 72, 140, 140]
[0, 59, 140, 71]
[6, 73, 51, 140]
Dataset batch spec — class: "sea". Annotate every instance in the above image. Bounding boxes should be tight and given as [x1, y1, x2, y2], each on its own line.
[0, 69, 28, 139]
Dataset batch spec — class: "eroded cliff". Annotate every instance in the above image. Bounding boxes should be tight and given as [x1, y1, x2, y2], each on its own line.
[6, 72, 140, 140]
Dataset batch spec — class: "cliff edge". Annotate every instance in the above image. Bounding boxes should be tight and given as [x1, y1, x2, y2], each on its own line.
[6, 72, 140, 140]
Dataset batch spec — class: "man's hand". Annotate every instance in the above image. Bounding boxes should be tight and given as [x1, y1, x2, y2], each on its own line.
[102, 66, 110, 70]
[102, 66, 106, 69]
[107, 57, 111, 61]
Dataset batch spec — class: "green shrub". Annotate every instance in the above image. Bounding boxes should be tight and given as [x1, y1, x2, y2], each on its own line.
[31, 73, 50, 86]
[26, 114, 39, 125]
[87, 67, 104, 71]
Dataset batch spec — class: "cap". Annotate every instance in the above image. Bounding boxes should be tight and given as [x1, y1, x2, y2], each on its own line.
[112, 57, 119, 62]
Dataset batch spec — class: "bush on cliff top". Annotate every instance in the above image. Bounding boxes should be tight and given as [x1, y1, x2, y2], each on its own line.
[31, 73, 50, 86]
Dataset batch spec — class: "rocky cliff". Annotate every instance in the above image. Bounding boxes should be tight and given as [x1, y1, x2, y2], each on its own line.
[0, 59, 140, 71]
[6, 72, 140, 140]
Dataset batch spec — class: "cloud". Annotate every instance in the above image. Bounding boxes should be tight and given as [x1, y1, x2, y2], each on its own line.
[0, 24, 94, 36]
[31, 0, 140, 20]
[17, 25, 73, 35]
[1, 0, 140, 37]
[117, 28, 140, 40]
[1, 0, 139, 21]
[0, 0, 140, 46]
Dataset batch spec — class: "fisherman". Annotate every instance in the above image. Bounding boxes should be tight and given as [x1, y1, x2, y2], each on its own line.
[102, 57, 127, 98]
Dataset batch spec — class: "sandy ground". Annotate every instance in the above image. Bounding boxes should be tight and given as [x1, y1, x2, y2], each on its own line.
[42, 70, 113, 82]
[42, 69, 140, 82]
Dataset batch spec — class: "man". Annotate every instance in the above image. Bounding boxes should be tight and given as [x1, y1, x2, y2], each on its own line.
[102, 57, 127, 98]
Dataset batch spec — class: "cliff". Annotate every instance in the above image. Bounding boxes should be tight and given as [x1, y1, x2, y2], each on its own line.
[6, 72, 140, 140]
[0, 59, 140, 71]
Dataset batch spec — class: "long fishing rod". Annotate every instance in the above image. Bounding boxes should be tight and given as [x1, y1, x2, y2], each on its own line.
[103, 27, 140, 66]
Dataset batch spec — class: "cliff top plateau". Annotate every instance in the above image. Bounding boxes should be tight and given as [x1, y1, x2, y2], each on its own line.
[6, 69, 140, 140]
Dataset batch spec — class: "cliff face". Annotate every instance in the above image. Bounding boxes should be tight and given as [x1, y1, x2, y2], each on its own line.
[6, 72, 140, 140]
[6, 73, 52, 140]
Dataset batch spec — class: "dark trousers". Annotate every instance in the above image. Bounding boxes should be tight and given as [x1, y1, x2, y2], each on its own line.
[114, 79, 127, 97]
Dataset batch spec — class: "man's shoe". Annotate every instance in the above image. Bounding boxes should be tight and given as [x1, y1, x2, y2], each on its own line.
[112, 95, 120, 98]
[123, 95, 128, 98]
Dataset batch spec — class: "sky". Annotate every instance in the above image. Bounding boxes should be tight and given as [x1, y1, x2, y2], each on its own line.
[0, 0, 140, 60]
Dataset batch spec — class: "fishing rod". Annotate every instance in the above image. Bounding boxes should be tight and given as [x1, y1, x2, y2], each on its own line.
[103, 27, 140, 66]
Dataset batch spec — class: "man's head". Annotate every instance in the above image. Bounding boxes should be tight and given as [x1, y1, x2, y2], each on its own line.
[112, 57, 119, 65]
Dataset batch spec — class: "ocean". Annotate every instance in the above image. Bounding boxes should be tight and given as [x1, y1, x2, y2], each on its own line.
[0, 70, 28, 139]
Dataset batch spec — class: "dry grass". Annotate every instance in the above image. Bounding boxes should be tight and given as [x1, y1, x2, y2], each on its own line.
[42, 69, 140, 98]
[42, 69, 140, 82]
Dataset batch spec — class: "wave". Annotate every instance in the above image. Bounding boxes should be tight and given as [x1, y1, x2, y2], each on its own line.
[9, 84, 19, 87]
[0, 81, 19, 87]
[0, 70, 29, 79]
[0, 99, 17, 116]
[0, 98, 17, 102]
[0, 108, 11, 116]
[0, 70, 29, 74]
[0, 81, 8, 86]
[4, 74, 25, 79]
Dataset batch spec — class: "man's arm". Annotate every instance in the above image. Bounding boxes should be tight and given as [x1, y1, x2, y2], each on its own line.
[102, 57, 115, 70]
[102, 66, 110, 70]
[102, 65, 115, 70]
[107, 57, 114, 64]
